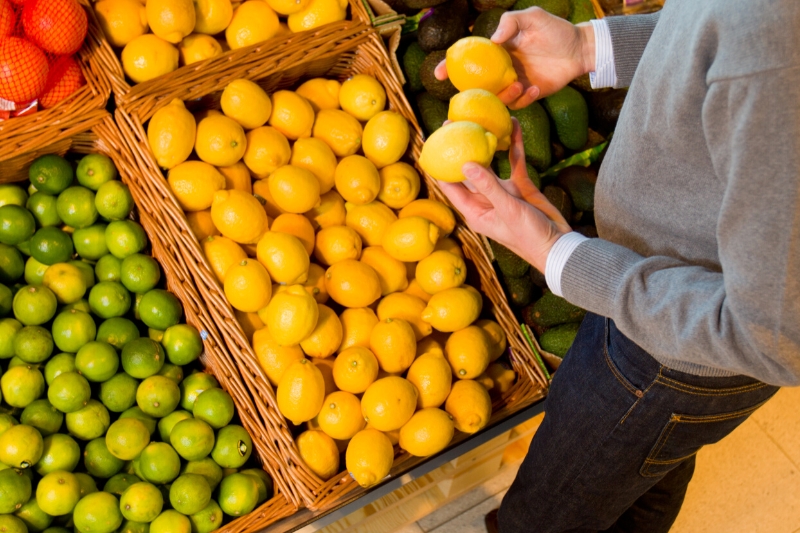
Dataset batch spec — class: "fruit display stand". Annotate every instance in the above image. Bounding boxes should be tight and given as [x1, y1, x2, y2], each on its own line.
[0, 0, 121, 184]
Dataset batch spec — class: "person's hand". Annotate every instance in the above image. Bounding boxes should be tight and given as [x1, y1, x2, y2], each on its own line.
[437, 119, 572, 273]
[435, 8, 596, 109]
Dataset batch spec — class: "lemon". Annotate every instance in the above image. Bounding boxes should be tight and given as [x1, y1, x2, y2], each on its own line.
[445, 379, 491, 433]
[218, 162, 252, 194]
[296, 430, 339, 481]
[344, 201, 397, 248]
[421, 285, 482, 332]
[242, 127, 292, 180]
[337, 307, 378, 353]
[415, 250, 466, 295]
[168, 161, 226, 211]
[446, 325, 491, 379]
[270, 213, 315, 256]
[147, 0, 195, 43]
[287, 0, 347, 32]
[325, 259, 381, 308]
[446, 36, 518, 93]
[252, 327, 304, 386]
[449, 89, 513, 150]
[277, 359, 325, 425]
[264, 0, 311, 15]
[382, 216, 440, 262]
[407, 351, 452, 409]
[211, 190, 269, 244]
[226, 1, 280, 49]
[476, 319, 507, 362]
[334, 156, 380, 205]
[333, 346, 378, 393]
[359, 246, 407, 297]
[267, 165, 321, 214]
[399, 408, 454, 457]
[361, 376, 416, 431]
[314, 225, 362, 266]
[376, 292, 431, 340]
[302, 263, 328, 304]
[419, 121, 497, 183]
[398, 199, 456, 237]
[256, 231, 309, 285]
[193, 0, 233, 34]
[346, 428, 392, 488]
[313, 109, 363, 157]
[195, 113, 247, 167]
[252, 180, 284, 219]
[434, 237, 464, 259]
[147, 99, 196, 170]
[310, 356, 337, 396]
[296, 78, 340, 112]
[222, 79, 272, 130]
[417, 335, 444, 358]
[484, 362, 515, 396]
[362, 111, 410, 169]
[235, 309, 263, 342]
[122, 34, 179, 83]
[369, 318, 416, 374]
[268, 91, 315, 140]
[377, 162, 420, 209]
[317, 390, 364, 441]
[264, 285, 319, 346]
[299, 305, 342, 358]
[224, 259, 272, 313]
[202, 235, 247, 284]
[339, 74, 386, 122]
[404, 279, 432, 303]
[290, 138, 337, 194]
[304, 190, 346, 230]
[178, 33, 223, 65]
[95, 0, 149, 48]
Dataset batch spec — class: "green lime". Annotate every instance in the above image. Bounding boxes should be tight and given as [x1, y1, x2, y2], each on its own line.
[34, 433, 80, 475]
[121, 337, 165, 379]
[77, 154, 117, 191]
[75, 472, 98, 497]
[0, 283, 12, 316]
[48, 371, 91, 413]
[99, 372, 139, 413]
[43, 353, 76, 384]
[95, 254, 122, 282]
[105, 418, 151, 461]
[136, 375, 180, 418]
[56, 186, 98, 229]
[170, 418, 215, 461]
[36, 470, 81, 516]
[156, 410, 191, 442]
[69, 260, 96, 289]
[117, 520, 150, 533]
[42, 262, 87, 304]
[72, 224, 109, 260]
[27, 184, 37, 195]
[12, 285, 57, 325]
[0, 205, 36, 246]
[189, 499, 223, 533]
[0, 317, 22, 358]
[42, 527, 72, 533]
[29, 155, 73, 195]
[84, 437, 125, 479]
[0, 514, 27, 533]
[218, 472, 260, 517]
[132, 292, 143, 320]
[0, 184, 28, 207]
[241, 468, 273, 504]
[0, 413, 17, 435]
[156, 363, 183, 384]
[212, 425, 252, 469]
[0, 243, 24, 284]
[193, 388, 234, 429]
[24, 256, 49, 285]
[169, 473, 211, 515]
[26, 192, 62, 228]
[181, 457, 223, 491]
[0, 467, 31, 513]
[0, 424, 43, 468]
[61, 298, 91, 313]
[138, 289, 181, 331]
[1, 365, 45, 407]
[7, 355, 36, 370]
[150, 510, 191, 533]
[162, 324, 202, 366]
[73, 491, 123, 533]
[103, 473, 141, 497]
[120, 254, 160, 294]
[96, 317, 140, 350]
[14, 496, 53, 531]
[75, 341, 119, 382]
[95, 181, 134, 221]
[14, 239, 30, 257]
[51, 309, 97, 353]
[88, 281, 131, 319]
[119, 407, 157, 436]
[13, 325, 53, 363]
[179, 372, 219, 411]
[148, 328, 164, 342]
[65, 399, 110, 440]
[137, 442, 180, 485]
[119, 481, 163, 523]
[20, 399, 63, 436]
[29, 227, 74, 266]
[106, 221, 147, 259]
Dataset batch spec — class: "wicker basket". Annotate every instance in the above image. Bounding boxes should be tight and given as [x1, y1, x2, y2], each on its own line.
[0, 0, 121, 185]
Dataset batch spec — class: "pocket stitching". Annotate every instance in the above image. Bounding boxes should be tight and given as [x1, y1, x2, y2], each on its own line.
[603, 318, 639, 396]
[656, 375, 769, 397]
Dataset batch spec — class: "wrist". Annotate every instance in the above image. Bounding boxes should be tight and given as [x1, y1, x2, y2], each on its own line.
[576, 22, 596, 75]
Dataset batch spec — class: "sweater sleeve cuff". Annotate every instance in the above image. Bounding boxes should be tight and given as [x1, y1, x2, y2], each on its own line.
[604, 12, 661, 88]
[545, 232, 589, 297]
[589, 19, 617, 89]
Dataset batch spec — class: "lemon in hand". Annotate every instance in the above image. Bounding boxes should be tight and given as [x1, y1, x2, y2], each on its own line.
[122, 34, 179, 83]
[362, 111, 410, 169]
[195, 113, 247, 167]
[445, 36, 518, 94]
[147, 0, 196, 44]
[222, 79, 272, 130]
[449, 89, 513, 150]
[419, 121, 497, 183]
[227, 1, 280, 50]
[148, 99, 196, 169]
[95, 0, 149, 48]
[193, 0, 233, 35]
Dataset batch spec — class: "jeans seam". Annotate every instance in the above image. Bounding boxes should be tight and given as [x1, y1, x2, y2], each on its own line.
[644, 452, 699, 465]
[619, 372, 660, 425]
[656, 375, 769, 396]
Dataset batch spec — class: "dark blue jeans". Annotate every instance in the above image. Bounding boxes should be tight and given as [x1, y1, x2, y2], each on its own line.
[499, 313, 779, 533]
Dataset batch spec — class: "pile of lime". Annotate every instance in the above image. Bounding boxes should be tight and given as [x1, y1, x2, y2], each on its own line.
[0, 154, 272, 533]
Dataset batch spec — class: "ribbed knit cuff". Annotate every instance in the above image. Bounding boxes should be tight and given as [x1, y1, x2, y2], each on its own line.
[589, 19, 617, 89]
[545, 232, 588, 297]
[604, 12, 661, 88]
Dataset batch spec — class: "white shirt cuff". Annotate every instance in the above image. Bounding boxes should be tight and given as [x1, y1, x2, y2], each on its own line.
[545, 232, 589, 297]
[588, 18, 617, 89]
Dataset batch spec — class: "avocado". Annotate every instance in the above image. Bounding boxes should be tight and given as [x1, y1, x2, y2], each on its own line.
[530, 266, 547, 289]
[525, 290, 586, 328]
[417, 0, 469, 53]
[568, 0, 595, 23]
[382, 0, 420, 14]
[574, 225, 598, 238]
[404, 0, 449, 9]
[509, 102, 551, 171]
[416, 92, 449, 135]
[490, 239, 530, 278]
[556, 166, 596, 212]
[542, 185, 572, 222]
[494, 152, 542, 189]
[586, 88, 627, 135]
[403, 42, 427, 93]
[512, 0, 570, 18]
[539, 322, 580, 357]
[472, 8, 507, 38]
[502, 272, 540, 308]
[420, 50, 459, 101]
[570, 73, 593, 92]
[542, 86, 589, 151]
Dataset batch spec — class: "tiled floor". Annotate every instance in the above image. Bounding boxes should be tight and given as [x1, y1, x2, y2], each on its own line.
[398, 386, 800, 533]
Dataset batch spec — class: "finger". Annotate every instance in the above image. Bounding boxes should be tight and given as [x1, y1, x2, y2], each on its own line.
[497, 176, 521, 198]
[496, 82, 523, 106]
[507, 86, 541, 110]
[434, 61, 448, 81]
[442, 119, 452, 126]
[491, 12, 520, 44]
[462, 163, 516, 212]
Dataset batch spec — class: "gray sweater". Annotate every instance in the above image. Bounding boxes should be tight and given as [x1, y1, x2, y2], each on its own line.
[561, 0, 800, 386]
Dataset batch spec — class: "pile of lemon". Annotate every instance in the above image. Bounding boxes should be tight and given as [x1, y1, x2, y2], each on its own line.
[145, 73, 517, 488]
[95, 0, 349, 84]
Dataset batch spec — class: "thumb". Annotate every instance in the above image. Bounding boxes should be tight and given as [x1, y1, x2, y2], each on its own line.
[463, 163, 514, 210]
[491, 12, 520, 44]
